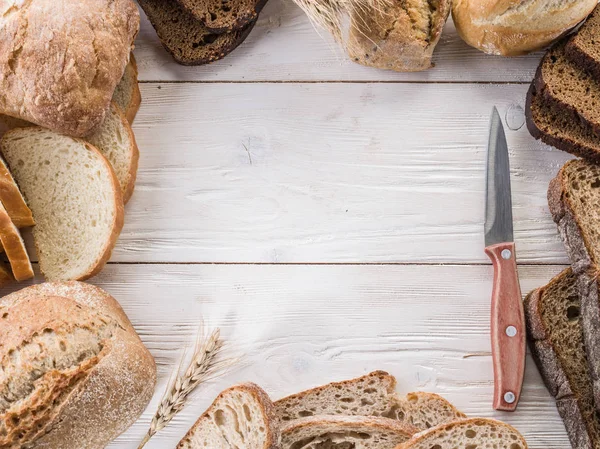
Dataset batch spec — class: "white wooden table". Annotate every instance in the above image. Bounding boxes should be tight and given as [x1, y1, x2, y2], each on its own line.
[5, 2, 577, 447]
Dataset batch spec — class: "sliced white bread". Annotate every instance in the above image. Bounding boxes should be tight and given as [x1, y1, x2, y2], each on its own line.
[112, 53, 141, 124]
[0, 157, 34, 228]
[281, 415, 417, 449]
[394, 418, 528, 449]
[86, 102, 139, 203]
[0, 127, 124, 281]
[0, 201, 33, 281]
[176, 383, 280, 449]
[275, 371, 465, 430]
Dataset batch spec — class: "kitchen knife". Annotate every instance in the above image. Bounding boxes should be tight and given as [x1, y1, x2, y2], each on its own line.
[484, 106, 526, 412]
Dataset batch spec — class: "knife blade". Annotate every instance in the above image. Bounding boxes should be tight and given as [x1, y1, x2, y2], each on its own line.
[484, 107, 526, 412]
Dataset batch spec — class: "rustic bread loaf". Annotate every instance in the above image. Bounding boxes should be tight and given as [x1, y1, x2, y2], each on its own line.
[346, 0, 451, 72]
[0, 201, 32, 281]
[0, 127, 124, 281]
[281, 415, 417, 449]
[139, 0, 256, 66]
[393, 418, 528, 449]
[548, 159, 600, 409]
[176, 383, 280, 449]
[452, 0, 597, 56]
[177, 0, 268, 33]
[112, 54, 142, 124]
[0, 0, 139, 137]
[0, 157, 33, 228]
[526, 83, 600, 163]
[525, 268, 600, 449]
[566, 5, 600, 80]
[274, 371, 465, 430]
[0, 281, 156, 449]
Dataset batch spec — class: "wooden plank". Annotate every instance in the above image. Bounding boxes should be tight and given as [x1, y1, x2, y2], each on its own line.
[103, 82, 572, 264]
[0, 264, 568, 448]
[134, 0, 541, 83]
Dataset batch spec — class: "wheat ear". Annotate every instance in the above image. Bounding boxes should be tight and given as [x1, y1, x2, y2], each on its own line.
[138, 328, 231, 449]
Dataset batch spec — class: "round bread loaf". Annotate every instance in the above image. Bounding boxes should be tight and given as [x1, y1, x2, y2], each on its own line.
[0, 282, 156, 449]
[452, 0, 597, 56]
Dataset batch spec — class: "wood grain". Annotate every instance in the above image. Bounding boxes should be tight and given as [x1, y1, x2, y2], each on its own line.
[134, 0, 541, 83]
[0, 264, 567, 448]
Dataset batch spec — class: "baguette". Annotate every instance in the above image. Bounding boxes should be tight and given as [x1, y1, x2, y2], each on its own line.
[0, 201, 32, 281]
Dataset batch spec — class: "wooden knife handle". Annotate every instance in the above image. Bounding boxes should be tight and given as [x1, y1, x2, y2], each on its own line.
[484, 242, 526, 412]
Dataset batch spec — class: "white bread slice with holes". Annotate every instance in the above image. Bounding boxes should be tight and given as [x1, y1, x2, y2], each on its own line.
[0, 201, 33, 281]
[393, 418, 528, 449]
[281, 415, 417, 449]
[0, 127, 124, 281]
[112, 54, 141, 124]
[274, 371, 465, 430]
[176, 383, 280, 449]
[86, 102, 139, 203]
[0, 157, 34, 228]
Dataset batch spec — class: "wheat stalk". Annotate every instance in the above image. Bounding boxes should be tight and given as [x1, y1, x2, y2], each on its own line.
[138, 327, 232, 449]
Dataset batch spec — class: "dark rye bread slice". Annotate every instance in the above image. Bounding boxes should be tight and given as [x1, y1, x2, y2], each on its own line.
[535, 39, 600, 136]
[566, 5, 600, 81]
[525, 268, 600, 449]
[548, 159, 600, 411]
[526, 83, 600, 163]
[138, 0, 256, 65]
[177, 0, 269, 33]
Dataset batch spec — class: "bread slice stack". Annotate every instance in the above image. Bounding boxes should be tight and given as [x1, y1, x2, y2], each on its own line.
[177, 371, 528, 449]
[138, 0, 267, 65]
[0, 54, 142, 284]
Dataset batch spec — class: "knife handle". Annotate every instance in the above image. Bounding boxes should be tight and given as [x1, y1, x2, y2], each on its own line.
[484, 242, 526, 412]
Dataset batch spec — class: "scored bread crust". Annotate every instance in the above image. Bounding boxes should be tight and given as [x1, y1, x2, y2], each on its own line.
[525, 275, 594, 449]
[548, 161, 600, 411]
[0, 285, 156, 449]
[0, 201, 33, 281]
[452, 0, 597, 56]
[0, 157, 34, 228]
[176, 382, 280, 449]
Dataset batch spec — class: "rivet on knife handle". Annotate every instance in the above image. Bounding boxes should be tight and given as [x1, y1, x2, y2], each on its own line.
[485, 242, 526, 412]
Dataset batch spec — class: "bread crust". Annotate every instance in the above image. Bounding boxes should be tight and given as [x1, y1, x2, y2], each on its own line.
[0, 0, 140, 137]
[0, 157, 34, 228]
[0, 284, 156, 449]
[0, 201, 32, 281]
[452, 0, 597, 56]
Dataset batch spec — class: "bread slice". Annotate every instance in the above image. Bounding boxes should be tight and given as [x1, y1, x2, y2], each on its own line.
[0, 201, 32, 281]
[138, 0, 256, 65]
[176, 383, 280, 449]
[566, 5, 600, 80]
[393, 418, 527, 449]
[281, 415, 417, 449]
[177, 0, 268, 33]
[274, 371, 465, 430]
[86, 102, 139, 203]
[525, 268, 600, 448]
[0, 127, 124, 281]
[526, 83, 600, 162]
[535, 40, 600, 136]
[0, 261, 13, 286]
[112, 53, 141, 124]
[0, 157, 34, 228]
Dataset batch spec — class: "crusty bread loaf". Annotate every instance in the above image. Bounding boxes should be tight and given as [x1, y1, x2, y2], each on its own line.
[112, 54, 142, 124]
[0, 0, 139, 137]
[0, 281, 156, 449]
[176, 383, 280, 449]
[0, 201, 32, 281]
[393, 418, 528, 449]
[281, 415, 417, 449]
[346, 0, 451, 72]
[452, 0, 597, 56]
[0, 157, 33, 228]
[0, 127, 124, 281]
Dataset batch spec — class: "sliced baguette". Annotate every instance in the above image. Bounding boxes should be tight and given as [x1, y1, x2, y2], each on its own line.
[281, 415, 416, 449]
[393, 418, 527, 449]
[112, 54, 142, 124]
[176, 383, 280, 449]
[0, 201, 33, 281]
[0, 127, 124, 281]
[274, 371, 464, 430]
[525, 268, 600, 448]
[0, 157, 34, 228]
